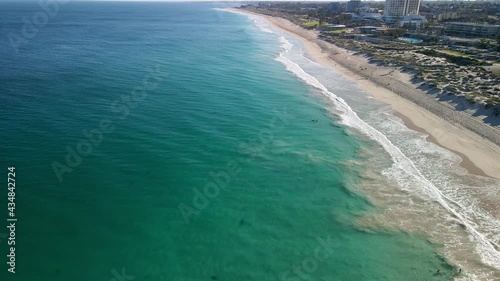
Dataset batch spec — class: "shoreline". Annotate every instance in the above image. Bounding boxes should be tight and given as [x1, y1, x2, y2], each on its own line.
[393, 112, 489, 177]
[226, 7, 500, 180]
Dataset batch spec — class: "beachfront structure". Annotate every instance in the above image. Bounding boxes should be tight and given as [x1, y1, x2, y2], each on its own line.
[399, 15, 427, 29]
[435, 12, 458, 22]
[373, 27, 407, 36]
[383, 0, 422, 25]
[445, 22, 500, 38]
[360, 12, 385, 25]
[356, 26, 379, 34]
[322, 24, 347, 32]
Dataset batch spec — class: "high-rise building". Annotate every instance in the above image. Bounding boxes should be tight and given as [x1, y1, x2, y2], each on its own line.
[384, 0, 421, 19]
[346, 0, 362, 12]
[327, 2, 343, 14]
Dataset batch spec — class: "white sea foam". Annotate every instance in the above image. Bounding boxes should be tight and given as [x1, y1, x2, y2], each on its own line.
[274, 35, 500, 275]
[219, 8, 274, 34]
[239, 10, 500, 279]
[253, 19, 274, 34]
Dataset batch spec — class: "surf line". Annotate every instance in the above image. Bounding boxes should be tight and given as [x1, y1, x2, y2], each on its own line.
[274, 34, 500, 269]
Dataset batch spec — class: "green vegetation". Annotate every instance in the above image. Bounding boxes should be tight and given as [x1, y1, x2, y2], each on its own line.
[477, 39, 491, 49]
[417, 49, 484, 66]
[439, 49, 471, 58]
[486, 96, 500, 105]
[327, 38, 499, 105]
[324, 29, 347, 34]
[465, 94, 478, 104]
[302, 20, 319, 29]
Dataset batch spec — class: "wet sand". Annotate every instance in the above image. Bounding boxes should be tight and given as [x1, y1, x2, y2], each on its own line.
[394, 112, 488, 177]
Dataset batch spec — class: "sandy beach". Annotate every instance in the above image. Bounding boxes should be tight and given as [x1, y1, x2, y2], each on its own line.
[227, 8, 500, 180]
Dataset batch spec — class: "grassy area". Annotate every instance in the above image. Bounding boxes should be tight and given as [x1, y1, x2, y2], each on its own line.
[417, 49, 484, 66]
[302, 21, 319, 28]
[439, 49, 471, 57]
[324, 29, 346, 34]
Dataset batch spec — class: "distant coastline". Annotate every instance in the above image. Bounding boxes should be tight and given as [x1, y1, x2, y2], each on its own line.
[225, 7, 500, 180]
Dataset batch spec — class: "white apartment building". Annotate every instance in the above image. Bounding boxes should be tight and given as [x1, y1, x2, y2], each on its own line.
[384, 0, 422, 24]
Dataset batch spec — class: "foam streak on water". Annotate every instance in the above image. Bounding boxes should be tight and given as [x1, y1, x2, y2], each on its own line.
[276, 34, 500, 265]
[244, 15, 500, 280]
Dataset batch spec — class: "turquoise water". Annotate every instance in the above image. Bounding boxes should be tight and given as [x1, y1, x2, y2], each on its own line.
[398, 37, 423, 44]
[0, 2, 460, 280]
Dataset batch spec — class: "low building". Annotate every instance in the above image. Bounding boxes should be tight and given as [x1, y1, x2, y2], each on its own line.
[322, 24, 347, 31]
[373, 28, 408, 36]
[399, 15, 428, 29]
[338, 13, 354, 24]
[441, 36, 483, 46]
[359, 7, 381, 14]
[446, 22, 500, 38]
[436, 12, 458, 21]
[428, 26, 445, 36]
[353, 13, 385, 26]
[355, 26, 379, 34]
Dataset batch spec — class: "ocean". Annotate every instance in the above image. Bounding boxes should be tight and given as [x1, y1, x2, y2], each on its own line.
[0, 2, 499, 281]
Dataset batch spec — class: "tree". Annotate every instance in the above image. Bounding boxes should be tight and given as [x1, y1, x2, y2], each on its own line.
[477, 39, 490, 49]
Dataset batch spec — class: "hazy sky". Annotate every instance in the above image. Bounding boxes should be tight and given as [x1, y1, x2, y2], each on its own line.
[1, 0, 344, 2]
